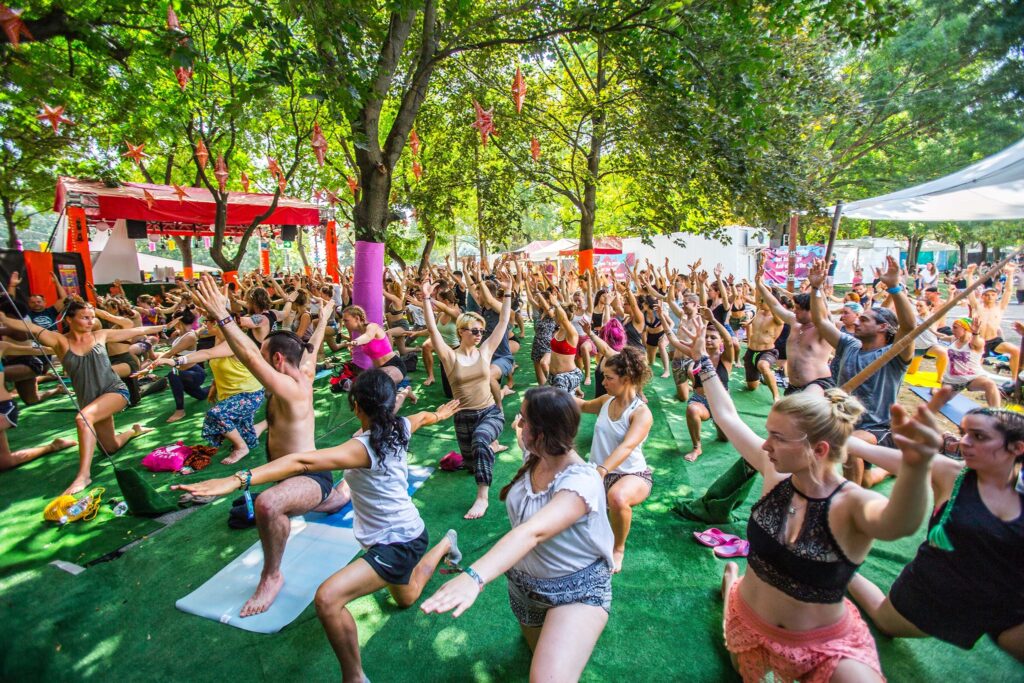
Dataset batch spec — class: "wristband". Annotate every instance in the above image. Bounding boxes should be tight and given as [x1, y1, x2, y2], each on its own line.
[234, 470, 254, 520]
[463, 566, 485, 592]
[696, 355, 717, 383]
[174, 356, 184, 367]
[216, 315, 234, 327]
[886, 285, 904, 295]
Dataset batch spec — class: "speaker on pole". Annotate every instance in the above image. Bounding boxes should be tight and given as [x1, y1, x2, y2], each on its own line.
[126, 220, 148, 239]
[280, 225, 298, 242]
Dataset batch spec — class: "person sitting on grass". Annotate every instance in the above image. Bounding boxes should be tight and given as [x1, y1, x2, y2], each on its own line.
[174, 370, 462, 683]
[422, 387, 614, 683]
[933, 318, 1001, 409]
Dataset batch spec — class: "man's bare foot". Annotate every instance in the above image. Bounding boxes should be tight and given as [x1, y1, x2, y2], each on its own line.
[63, 475, 91, 496]
[464, 498, 489, 520]
[660, 371, 671, 379]
[405, 387, 418, 404]
[584, 377, 592, 386]
[239, 571, 284, 617]
[423, 377, 435, 387]
[500, 386, 515, 399]
[51, 437, 76, 451]
[491, 441, 508, 454]
[221, 447, 249, 465]
[166, 410, 187, 423]
[612, 550, 625, 574]
[683, 448, 702, 463]
[131, 424, 154, 439]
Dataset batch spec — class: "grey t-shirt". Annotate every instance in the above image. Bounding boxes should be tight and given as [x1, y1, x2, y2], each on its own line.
[833, 332, 909, 431]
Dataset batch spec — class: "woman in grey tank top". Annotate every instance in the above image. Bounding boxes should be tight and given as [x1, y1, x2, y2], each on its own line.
[2, 300, 164, 495]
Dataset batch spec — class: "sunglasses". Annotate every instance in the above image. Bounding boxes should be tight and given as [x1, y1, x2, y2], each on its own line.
[463, 328, 485, 336]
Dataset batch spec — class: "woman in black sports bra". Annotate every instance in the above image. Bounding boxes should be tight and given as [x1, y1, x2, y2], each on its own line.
[679, 319, 943, 682]
[848, 404, 1024, 661]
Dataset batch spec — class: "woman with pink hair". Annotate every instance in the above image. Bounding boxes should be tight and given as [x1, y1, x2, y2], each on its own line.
[582, 317, 627, 399]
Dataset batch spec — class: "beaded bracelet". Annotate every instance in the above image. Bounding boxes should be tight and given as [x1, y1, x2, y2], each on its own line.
[696, 355, 717, 383]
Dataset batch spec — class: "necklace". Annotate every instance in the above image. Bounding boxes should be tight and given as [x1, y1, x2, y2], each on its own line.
[788, 503, 804, 516]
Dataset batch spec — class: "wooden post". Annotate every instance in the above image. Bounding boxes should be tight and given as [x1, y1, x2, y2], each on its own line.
[787, 213, 798, 293]
[823, 202, 843, 268]
[840, 248, 1023, 393]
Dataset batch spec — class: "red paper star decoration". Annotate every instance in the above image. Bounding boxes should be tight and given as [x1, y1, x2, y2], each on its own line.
[531, 136, 540, 163]
[313, 188, 324, 202]
[277, 174, 286, 193]
[267, 157, 282, 178]
[194, 139, 209, 170]
[512, 66, 527, 114]
[0, 4, 33, 49]
[409, 129, 421, 157]
[347, 176, 359, 196]
[471, 100, 497, 147]
[166, 4, 182, 32]
[310, 122, 327, 167]
[36, 103, 74, 134]
[123, 141, 149, 166]
[412, 160, 422, 181]
[172, 184, 188, 202]
[326, 189, 340, 206]
[214, 154, 229, 192]
[240, 172, 250, 193]
[142, 189, 156, 209]
[174, 66, 192, 91]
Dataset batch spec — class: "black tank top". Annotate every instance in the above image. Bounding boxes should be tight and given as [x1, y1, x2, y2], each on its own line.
[747, 477, 860, 604]
[625, 320, 644, 349]
[692, 358, 729, 389]
[906, 470, 1024, 606]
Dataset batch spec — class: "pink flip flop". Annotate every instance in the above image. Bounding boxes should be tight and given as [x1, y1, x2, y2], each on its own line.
[693, 528, 740, 548]
[714, 539, 750, 559]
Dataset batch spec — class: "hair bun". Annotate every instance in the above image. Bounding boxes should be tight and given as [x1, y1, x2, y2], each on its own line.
[823, 388, 865, 424]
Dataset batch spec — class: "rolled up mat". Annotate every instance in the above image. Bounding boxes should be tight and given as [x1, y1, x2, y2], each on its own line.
[674, 458, 759, 523]
[353, 240, 385, 325]
[115, 467, 177, 516]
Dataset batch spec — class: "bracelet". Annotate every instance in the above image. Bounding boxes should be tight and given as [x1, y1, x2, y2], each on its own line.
[174, 356, 184, 367]
[696, 355, 717, 383]
[463, 566, 485, 592]
[216, 315, 234, 327]
[886, 285, 904, 295]
[233, 469, 251, 490]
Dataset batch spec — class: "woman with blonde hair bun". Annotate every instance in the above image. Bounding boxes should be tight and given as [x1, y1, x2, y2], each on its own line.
[674, 319, 943, 683]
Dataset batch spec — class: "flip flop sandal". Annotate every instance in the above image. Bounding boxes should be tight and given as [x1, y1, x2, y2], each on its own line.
[714, 539, 750, 559]
[693, 528, 740, 548]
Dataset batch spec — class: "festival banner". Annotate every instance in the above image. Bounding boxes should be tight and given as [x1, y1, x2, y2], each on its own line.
[593, 253, 636, 281]
[761, 246, 825, 286]
[57, 263, 82, 299]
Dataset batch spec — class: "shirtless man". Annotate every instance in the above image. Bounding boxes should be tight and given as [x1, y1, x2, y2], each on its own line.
[661, 294, 701, 401]
[186, 274, 348, 617]
[741, 287, 785, 402]
[968, 262, 1019, 380]
[754, 263, 835, 396]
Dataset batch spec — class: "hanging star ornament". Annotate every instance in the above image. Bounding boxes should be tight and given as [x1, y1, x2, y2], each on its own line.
[142, 189, 156, 209]
[531, 136, 540, 163]
[326, 189, 340, 206]
[409, 129, 421, 157]
[277, 173, 286, 193]
[347, 176, 359, 196]
[174, 66, 192, 91]
[172, 184, 188, 202]
[240, 172, 250, 192]
[0, 4, 33, 49]
[412, 160, 422, 181]
[194, 139, 209, 170]
[511, 66, 527, 114]
[310, 122, 328, 167]
[313, 188, 324, 202]
[123, 141, 149, 166]
[214, 154, 229, 192]
[166, 4, 182, 32]
[267, 157, 282, 179]
[36, 103, 74, 134]
[471, 100, 497, 147]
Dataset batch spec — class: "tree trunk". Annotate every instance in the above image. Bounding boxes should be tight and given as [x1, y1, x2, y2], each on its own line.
[868, 220, 876, 237]
[386, 245, 407, 270]
[297, 229, 310, 270]
[980, 242, 988, 262]
[994, 245, 1002, 261]
[173, 236, 193, 273]
[1, 197, 17, 249]
[957, 240, 967, 268]
[578, 37, 607, 266]
[475, 143, 488, 263]
[418, 218, 436, 275]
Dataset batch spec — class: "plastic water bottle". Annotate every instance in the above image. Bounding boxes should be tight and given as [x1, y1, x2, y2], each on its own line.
[59, 495, 92, 525]
[112, 501, 129, 517]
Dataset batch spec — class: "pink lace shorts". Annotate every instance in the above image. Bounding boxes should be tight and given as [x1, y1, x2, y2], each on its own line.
[724, 580, 885, 683]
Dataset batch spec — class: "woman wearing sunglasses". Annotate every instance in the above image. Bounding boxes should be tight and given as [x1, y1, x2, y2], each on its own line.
[422, 267, 513, 520]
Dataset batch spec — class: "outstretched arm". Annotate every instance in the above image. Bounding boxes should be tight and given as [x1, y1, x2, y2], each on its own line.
[807, 259, 841, 348]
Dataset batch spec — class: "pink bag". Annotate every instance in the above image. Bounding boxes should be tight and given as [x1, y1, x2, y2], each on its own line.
[141, 441, 193, 472]
[439, 451, 463, 472]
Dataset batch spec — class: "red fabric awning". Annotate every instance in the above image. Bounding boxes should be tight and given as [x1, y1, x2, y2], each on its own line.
[54, 177, 321, 235]
[558, 236, 623, 256]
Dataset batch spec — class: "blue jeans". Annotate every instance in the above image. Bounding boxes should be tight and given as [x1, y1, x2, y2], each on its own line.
[169, 365, 209, 410]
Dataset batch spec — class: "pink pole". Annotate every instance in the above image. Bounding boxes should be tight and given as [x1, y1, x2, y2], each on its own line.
[353, 240, 385, 325]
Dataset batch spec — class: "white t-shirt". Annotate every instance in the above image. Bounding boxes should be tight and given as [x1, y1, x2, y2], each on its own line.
[346, 418, 425, 548]
[504, 461, 614, 578]
[589, 396, 648, 474]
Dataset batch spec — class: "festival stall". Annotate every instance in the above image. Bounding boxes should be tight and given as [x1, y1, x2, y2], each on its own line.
[52, 177, 335, 286]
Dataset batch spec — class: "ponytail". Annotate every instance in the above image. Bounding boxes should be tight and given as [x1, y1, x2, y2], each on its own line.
[928, 467, 968, 552]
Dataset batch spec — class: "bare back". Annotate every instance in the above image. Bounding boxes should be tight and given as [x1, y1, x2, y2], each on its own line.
[265, 372, 317, 460]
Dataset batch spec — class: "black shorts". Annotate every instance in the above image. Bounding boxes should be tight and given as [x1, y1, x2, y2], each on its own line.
[984, 336, 1005, 356]
[109, 351, 141, 373]
[743, 348, 780, 382]
[382, 354, 407, 379]
[299, 470, 334, 503]
[783, 376, 837, 396]
[860, 425, 895, 449]
[645, 330, 664, 347]
[363, 529, 428, 585]
[4, 355, 45, 376]
[0, 399, 19, 427]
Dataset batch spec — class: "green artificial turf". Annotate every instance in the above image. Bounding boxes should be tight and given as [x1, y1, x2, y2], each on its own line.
[0, 337, 1021, 681]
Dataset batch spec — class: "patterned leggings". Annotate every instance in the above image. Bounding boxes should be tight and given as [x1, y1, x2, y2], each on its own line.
[454, 404, 505, 486]
[202, 389, 264, 450]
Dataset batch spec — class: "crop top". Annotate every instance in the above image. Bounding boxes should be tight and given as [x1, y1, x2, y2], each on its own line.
[550, 336, 577, 356]
[363, 336, 394, 360]
[747, 477, 860, 604]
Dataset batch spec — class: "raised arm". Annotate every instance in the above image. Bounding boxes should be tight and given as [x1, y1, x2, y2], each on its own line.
[300, 298, 334, 378]
[878, 256, 917, 362]
[96, 324, 166, 344]
[481, 268, 513, 357]
[807, 259, 841, 348]
[1001, 263, 1017, 310]
[421, 279, 456, 367]
[755, 264, 796, 325]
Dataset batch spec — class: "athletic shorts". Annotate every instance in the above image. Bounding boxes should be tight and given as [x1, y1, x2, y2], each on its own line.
[783, 376, 837, 396]
[108, 351, 141, 373]
[603, 468, 653, 493]
[984, 337, 1005, 357]
[671, 357, 693, 385]
[0, 399, 19, 428]
[506, 559, 612, 628]
[860, 426, 895, 449]
[548, 367, 584, 394]
[363, 529, 428, 585]
[299, 470, 335, 503]
[942, 375, 983, 391]
[491, 354, 515, 380]
[382, 354, 407, 379]
[5, 355, 45, 376]
[743, 348, 780, 382]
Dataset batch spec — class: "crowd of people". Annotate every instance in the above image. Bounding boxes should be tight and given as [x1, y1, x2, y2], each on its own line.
[2, 252, 1022, 681]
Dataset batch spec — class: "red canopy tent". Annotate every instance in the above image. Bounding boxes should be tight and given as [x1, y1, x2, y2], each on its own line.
[557, 236, 623, 256]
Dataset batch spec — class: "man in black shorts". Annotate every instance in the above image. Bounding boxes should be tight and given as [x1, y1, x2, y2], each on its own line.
[191, 275, 347, 618]
[4, 271, 68, 404]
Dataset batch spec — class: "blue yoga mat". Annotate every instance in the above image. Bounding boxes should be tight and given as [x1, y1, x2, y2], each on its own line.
[908, 386, 979, 425]
[175, 466, 433, 634]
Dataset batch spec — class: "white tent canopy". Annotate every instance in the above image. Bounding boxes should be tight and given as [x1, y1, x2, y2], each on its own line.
[838, 137, 1024, 221]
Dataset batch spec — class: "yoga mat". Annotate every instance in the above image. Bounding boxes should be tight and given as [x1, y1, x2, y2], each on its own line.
[175, 466, 433, 634]
[905, 370, 941, 389]
[908, 386, 979, 425]
[353, 240, 385, 326]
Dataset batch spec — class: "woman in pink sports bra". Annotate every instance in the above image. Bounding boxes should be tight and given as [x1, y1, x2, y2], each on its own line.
[340, 305, 416, 406]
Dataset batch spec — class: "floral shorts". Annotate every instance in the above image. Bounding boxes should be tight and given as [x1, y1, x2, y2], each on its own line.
[506, 559, 612, 628]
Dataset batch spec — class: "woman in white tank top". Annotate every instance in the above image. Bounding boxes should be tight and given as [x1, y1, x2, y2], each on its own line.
[577, 346, 655, 573]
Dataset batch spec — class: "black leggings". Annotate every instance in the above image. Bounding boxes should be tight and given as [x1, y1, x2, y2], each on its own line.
[169, 365, 209, 410]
